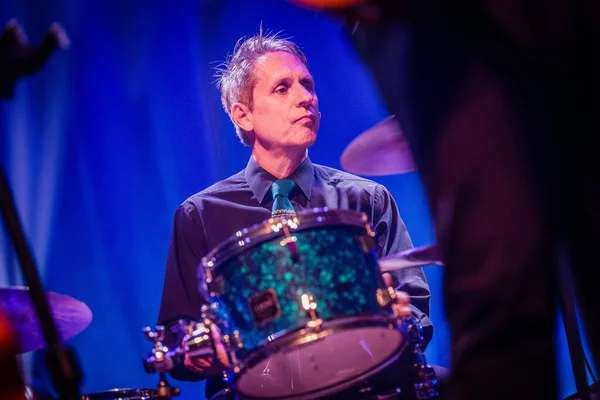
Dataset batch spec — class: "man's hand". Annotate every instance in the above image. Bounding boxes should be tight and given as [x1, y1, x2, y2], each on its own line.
[383, 272, 412, 318]
[182, 324, 230, 377]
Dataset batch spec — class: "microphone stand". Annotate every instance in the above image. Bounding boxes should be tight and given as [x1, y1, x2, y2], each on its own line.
[0, 20, 82, 400]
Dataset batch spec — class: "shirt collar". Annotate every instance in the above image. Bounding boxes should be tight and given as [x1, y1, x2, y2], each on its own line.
[245, 156, 314, 204]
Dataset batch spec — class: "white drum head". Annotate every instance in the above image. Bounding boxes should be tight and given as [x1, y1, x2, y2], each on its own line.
[235, 324, 405, 400]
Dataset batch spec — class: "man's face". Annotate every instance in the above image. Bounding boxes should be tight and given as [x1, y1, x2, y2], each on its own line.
[247, 51, 320, 151]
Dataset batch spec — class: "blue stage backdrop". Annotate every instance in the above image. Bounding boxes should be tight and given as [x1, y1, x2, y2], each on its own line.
[0, 1, 595, 399]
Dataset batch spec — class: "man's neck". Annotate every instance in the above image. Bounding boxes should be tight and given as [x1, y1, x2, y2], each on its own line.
[252, 147, 308, 179]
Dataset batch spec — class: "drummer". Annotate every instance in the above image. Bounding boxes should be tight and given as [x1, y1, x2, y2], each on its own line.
[156, 29, 435, 400]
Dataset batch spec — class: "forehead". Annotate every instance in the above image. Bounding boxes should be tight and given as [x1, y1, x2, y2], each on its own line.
[253, 51, 312, 85]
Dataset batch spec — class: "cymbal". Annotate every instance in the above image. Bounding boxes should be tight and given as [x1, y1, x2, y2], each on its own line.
[0, 287, 92, 353]
[340, 115, 416, 176]
[379, 244, 444, 273]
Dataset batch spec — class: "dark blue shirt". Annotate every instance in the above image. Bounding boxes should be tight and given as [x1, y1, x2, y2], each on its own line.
[157, 156, 432, 398]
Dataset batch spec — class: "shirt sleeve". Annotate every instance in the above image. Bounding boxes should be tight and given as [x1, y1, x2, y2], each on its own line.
[372, 184, 434, 348]
[157, 201, 210, 382]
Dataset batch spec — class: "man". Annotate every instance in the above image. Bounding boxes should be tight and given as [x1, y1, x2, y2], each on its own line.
[157, 30, 436, 400]
[289, 1, 600, 399]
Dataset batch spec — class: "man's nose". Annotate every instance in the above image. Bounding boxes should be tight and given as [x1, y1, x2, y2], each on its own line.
[295, 84, 314, 107]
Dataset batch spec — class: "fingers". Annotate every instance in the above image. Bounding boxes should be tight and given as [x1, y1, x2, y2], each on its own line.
[182, 324, 230, 377]
[381, 273, 411, 303]
[184, 349, 225, 376]
[382, 272, 394, 287]
[381, 273, 412, 317]
[395, 290, 410, 304]
[392, 290, 412, 318]
[183, 353, 210, 369]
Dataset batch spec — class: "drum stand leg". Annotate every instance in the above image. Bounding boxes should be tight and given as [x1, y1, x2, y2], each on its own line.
[155, 372, 180, 400]
[223, 387, 239, 400]
[403, 317, 439, 399]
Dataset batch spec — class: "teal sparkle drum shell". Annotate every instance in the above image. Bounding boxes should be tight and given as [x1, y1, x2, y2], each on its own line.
[201, 209, 385, 344]
[200, 208, 405, 399]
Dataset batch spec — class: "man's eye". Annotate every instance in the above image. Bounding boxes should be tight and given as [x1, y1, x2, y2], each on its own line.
[276, 86, 287, 94]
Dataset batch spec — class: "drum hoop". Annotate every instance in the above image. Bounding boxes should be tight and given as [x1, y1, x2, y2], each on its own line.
[79, 388, 157, 400]
[202, 208, 371, 270]
[230, 315, 407, 400]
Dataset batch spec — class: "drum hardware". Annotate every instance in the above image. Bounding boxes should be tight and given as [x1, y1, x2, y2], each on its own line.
[301, 293, 323, 332]
[358, 235, 376, 253]
[402, 317, 438, 399]
[248, 288, 282, 327]
[79, 388, 160, 400]
[200, 301, 221, 322]
[357, 384, 403, 399]
[202, 261, 223, 297]
[375, 286, 396, 308]
[279, 235, 299, 260]
[378, 245, 441, 398]
[278, 218, 301, 262]
[178, 317, 215, 359]
[373, 387, 403, 400]
[222, 330, 243, 374]
[355, 385, 403, 399]
[359, 386, 374, 397]
[178, 302, 231, 361]
[359, 216, 376, 253]
[141, 325, 180, 399]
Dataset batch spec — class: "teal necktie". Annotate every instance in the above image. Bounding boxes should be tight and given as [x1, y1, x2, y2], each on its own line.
[271, 179, 297, 218]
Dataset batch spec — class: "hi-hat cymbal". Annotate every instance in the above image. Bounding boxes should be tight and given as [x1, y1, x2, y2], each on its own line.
[0, 286, 93, 353]
[379, 244, 444, 273]
[341, 115, 416, 176]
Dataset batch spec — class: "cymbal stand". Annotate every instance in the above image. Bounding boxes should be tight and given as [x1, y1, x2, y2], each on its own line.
[0, 149, 83, 400]
[1, 20, 82, 400]
[142, 325, 181, 400]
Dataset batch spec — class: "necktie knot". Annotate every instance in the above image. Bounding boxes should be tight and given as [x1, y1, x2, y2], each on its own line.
[271, 179, 296, 218]
[271, 178, 296, 198]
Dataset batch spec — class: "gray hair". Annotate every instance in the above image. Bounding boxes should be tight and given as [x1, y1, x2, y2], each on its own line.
[215, 29, 309, 146]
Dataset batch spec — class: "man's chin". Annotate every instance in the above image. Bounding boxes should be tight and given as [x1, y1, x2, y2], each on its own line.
[305, 134, 317, 148]
[303, 130, 318, 147]
[287, 132, 317, 149]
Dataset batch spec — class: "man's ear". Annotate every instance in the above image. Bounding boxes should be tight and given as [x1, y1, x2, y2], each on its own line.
[231, 102, 253, 132]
